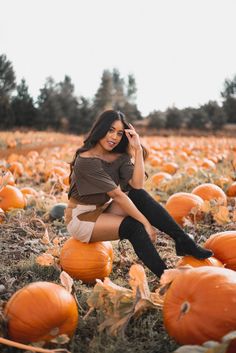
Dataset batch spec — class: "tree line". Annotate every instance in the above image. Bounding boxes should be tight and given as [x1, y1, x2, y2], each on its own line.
[0, 53, 236, 133]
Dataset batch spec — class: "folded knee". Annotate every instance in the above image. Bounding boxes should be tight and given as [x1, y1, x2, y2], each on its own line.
[119, 216, 147, 241]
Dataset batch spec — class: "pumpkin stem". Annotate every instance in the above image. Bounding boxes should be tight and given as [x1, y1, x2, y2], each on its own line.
[178, 301, 190, 320]
[0, 337, 70, 353]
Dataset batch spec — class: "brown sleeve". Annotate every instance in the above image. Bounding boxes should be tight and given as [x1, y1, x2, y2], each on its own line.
[119, 154, 134, 191]
[73, 157, 117, 196]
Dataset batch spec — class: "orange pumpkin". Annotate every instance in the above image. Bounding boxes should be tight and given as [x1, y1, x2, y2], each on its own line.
[151, 172, 172, 187]
[163, 266, 236, 347]
[4, 281, 79, 343]
[8, 161, 24, 177]
[227, 181, 236, 197]
[161, 162, 179, 175]
[201, 158, 216, 170]
[177, 255, 224, 268]
[0, 185, 25, 211]
[165, 192, 204, 225]
[60, 238, 113, 283]
[192, 183, 227, 205]
[45, 166, 68, 180]
[20, 187, 38, 197]
[0, 169, 15, 186]
[204, 231, 236, 270]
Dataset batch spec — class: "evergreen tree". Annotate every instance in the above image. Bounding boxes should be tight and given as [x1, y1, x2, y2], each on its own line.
[148, 110, 166, 129]
[0, 54, 16, 128]
[186, 108, 208, 130]
[37, 77, 63, 130]
[93, 70, 113, 116]
[202, 101, 227, 130]
[221, 75, 236, 123]
[11, 79, 37, 127]
[165, 107, 184, 129]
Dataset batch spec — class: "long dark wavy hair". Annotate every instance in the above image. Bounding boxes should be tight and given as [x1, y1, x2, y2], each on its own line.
[69, 110, 148, 182]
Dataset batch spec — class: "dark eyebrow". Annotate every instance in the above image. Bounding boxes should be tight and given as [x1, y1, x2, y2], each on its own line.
[110, 126, 124, 132]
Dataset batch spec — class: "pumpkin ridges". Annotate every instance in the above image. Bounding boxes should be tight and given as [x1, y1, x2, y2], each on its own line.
[191, 183, 227, 205]
[204, 231, 236, 270]
[163, 267, 236, 346]
[0, 185, 25, 211]
[165, 192, 204, 225]
[60, 238, 113, 283]
[4, 281, 78, 343]
[177, 255, 224, 268]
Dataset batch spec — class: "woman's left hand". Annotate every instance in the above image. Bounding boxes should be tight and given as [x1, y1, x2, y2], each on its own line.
[124, 123, 142, 151]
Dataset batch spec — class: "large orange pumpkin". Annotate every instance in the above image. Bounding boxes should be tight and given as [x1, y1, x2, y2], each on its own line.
[192, 183, 227, 205]
[4, 281, 79, 343]
[165, 192, 204, 225]
[176, 255, 224, 268]
[0, 185, 25, 211]
[204, 231, 236, 270]
[60, 238, 113, 283]
[163, 266, 236, 347]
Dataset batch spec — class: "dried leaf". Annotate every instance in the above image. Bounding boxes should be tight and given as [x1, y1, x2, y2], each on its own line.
[41, 228, 50, 244]
[60, 271, 74, 293]
[159, 267, 192, 295]
[201, 200, 212, 213]
[129, 264, 151, 298]
[213, 206, 230, 225]
[36, 253, 55, 266]
[46, 246, 60, 257]
[50, 334, 70, 344]
[86, 264, 163, 336]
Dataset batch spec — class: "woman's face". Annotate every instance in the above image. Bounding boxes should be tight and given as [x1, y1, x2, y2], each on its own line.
[99, 120, 124, 151]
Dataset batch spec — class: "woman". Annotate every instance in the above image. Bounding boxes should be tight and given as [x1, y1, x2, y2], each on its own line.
[65, 110, 212, 278]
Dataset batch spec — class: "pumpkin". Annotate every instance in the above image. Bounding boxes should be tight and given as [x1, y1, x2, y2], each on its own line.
[20, 187, 38, 197]
[176, 255, 224, 268]
[151, 172, 172, 187]
[204, 231, 236, 270]
[4, 281, 78, 343]
[165, 192, 204, 225]
[201, 158, 216, 170]
[8, 161, 24, 177]
[227, 181, 236, 197]
[161, 162, 179, 175]
[60, 238, 113, 283]
[45, 166, 68, 180]
[0, 185, 25, 211]
[163, 266, 236, 347]
[191, 183, 227, 205]
[50, 202, 67, 219]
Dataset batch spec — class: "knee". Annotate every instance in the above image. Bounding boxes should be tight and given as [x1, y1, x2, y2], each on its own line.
[119, 216, 147, 241]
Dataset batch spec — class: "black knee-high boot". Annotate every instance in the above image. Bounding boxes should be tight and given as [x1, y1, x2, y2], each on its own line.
[128, 188, 213, 259]
[118, 216, 167, 277]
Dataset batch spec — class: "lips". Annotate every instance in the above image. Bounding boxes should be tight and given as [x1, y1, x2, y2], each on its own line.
[107, 141, 116, 147]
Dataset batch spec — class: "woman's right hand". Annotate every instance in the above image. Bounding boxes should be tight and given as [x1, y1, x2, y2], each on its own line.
[144, 222, 157, 243]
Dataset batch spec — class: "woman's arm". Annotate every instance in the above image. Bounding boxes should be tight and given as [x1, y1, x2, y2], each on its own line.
[124, 124, 145, 189]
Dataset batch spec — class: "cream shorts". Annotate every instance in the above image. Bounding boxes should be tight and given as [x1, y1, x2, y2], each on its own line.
[64, 202, 110, 243]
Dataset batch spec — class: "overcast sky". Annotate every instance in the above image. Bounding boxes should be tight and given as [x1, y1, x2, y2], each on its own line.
[1, 0, 236, 116]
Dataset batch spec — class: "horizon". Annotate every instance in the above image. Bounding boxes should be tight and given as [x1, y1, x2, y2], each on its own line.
[1, 0, 236, 116]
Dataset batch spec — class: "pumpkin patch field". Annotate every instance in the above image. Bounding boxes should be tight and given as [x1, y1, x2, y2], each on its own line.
[0, 131, 236, 353]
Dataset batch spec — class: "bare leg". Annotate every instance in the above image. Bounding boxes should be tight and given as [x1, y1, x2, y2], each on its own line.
[89, 208, 167, 278]
[89, 212, 124, 242]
